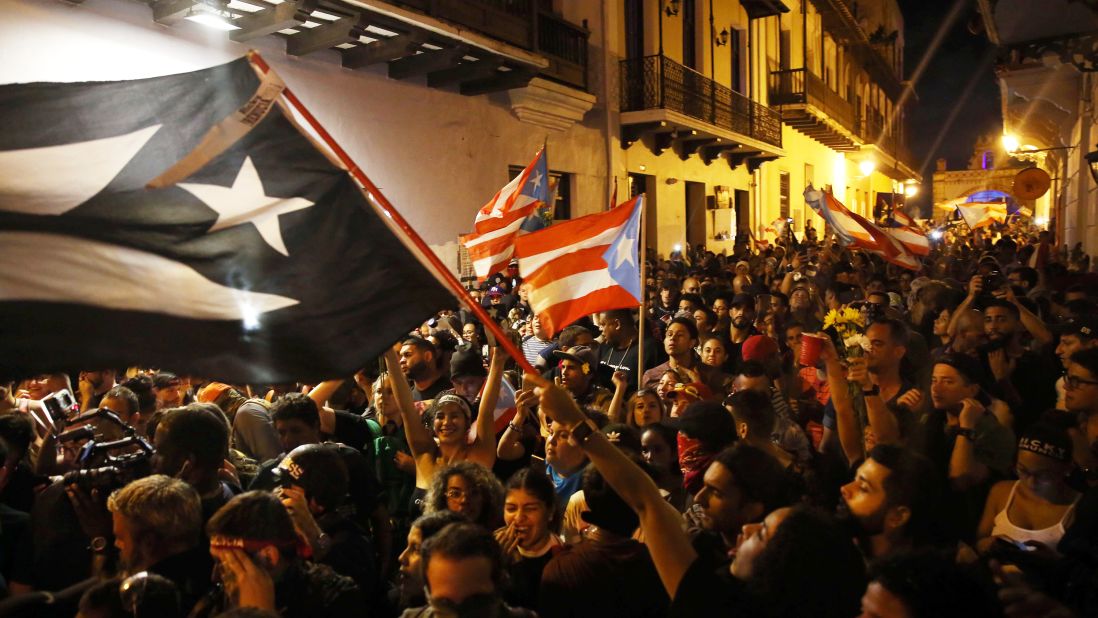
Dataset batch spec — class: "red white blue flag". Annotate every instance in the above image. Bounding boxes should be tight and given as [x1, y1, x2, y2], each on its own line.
[515, 196, 643, 336]
[805, 187, 919, 271]
[461, 147, 550, 279]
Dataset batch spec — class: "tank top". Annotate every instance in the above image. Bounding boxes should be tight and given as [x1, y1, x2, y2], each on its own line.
[990, 482, 1079, 548]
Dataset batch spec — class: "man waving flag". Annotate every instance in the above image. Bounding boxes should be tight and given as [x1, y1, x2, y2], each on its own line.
[515, 196, 643, 336]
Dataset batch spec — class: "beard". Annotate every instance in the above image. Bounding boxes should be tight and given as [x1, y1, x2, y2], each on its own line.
[835, 499, 887, 540]
[732, 316, 751, 330]
[406, 360, 431, 381]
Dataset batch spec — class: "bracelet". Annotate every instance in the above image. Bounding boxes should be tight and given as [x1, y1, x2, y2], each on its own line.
[956, 427, 976, 442]
[507, 421, 522, 432]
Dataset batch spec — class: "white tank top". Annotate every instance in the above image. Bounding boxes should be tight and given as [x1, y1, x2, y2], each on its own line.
[991, 482, 1079, 548]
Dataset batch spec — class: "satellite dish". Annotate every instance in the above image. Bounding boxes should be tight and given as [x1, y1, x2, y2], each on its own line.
[1013, 167, 1051, 200]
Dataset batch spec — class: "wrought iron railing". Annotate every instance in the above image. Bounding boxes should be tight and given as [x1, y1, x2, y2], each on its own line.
[389, 0, 588, 91]
[620, 55, 783, 148]
[768, 68, 856, 133]
[537, 11, 588, 90]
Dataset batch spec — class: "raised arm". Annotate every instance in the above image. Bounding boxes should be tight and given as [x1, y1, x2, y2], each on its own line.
[1004, 287, 1053, 346]
[949, 398, 991, 490]
[607, 371, 629, 424]
[383, 349, 436, 460]
[820, 337, 864, 465]
[529, 373, 697, 597]
[947, 276, 980, 339]
[469, 347, 505, 467]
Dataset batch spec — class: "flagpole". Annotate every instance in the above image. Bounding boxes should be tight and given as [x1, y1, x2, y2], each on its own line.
[247, 52, 536, 375]
[637, 193, 647, 391]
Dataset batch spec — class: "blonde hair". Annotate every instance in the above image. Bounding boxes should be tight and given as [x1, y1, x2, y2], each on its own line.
[108, 474, 202, 547]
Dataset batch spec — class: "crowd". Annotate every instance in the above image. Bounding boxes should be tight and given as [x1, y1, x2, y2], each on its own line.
[2, 224, 1098, 618]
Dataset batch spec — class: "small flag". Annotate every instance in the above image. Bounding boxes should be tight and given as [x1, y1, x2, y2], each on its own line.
[0, 57, 454, 382]
[461, 148, 549, 279]
[515, 196, 643, 336]
[954, 201, 1008, 229]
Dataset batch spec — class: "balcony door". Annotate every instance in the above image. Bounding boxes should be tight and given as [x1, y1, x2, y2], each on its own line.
[624, 0, 644, 60]
[682, 0, 697, 69]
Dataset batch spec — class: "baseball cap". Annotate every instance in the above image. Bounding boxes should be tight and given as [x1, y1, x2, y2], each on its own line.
[1053, 316, 1098, 339]
[731, 293, 754, 308]
[487, 286, 504, 297]
[666, 381, 713, 402]
[152, 372, 181, 389]
[741, 335, 779, 362]
[553, 346, 599, 374]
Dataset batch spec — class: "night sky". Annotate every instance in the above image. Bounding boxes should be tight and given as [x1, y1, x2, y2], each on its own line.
[898, 0, 1000, 211]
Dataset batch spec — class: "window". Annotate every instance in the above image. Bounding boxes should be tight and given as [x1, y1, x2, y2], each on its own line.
[510, 165, 572, 221]
[804, 163, 815, 190]
[624, 0, 644, 60]
[779, 171, 791, 220]
[730, 28, 744, 93]
[683, 0, 697, 69]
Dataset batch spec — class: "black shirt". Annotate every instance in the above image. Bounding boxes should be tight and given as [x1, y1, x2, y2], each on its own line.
[670, 559, 756, 617]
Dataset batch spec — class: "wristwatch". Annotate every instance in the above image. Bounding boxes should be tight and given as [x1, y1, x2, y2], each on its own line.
[570, 421, 595, 446]
[956, 427, 977, 442]
[861, 384, 880, 397]
[90, 536, 110, 554]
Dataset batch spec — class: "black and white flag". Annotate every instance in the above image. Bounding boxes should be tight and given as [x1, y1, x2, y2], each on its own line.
[0, 57, 454, 382]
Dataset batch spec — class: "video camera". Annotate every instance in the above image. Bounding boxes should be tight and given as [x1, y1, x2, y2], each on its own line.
[58, 408, 154, 493]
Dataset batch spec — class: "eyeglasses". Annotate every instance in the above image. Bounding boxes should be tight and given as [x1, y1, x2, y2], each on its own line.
[445, 487, 480, 500]
[1064, 375, 1098, 390]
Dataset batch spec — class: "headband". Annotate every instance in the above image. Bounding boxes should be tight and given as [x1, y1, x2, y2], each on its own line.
[1018, 437, 1071, 463]
[209, 535, 311, 559]
[435, 394, 472, 419]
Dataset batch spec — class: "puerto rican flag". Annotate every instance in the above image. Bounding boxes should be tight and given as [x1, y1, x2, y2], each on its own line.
[461, 147, 550, 279]
[515, 196, 643, 336]
[882, 208, 930, 256]
[954, 200, 1008, 230]
[805, 187, 919, 271]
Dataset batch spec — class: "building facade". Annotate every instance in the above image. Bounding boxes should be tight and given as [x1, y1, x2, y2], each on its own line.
[2, 0, 918, 270]
[977, 0, 1098, 252]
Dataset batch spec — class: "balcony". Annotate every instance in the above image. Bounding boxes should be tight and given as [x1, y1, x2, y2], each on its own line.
[769, 68, 858, 151]
[620, 55, 783, 169]
[389, 0, 589, 91]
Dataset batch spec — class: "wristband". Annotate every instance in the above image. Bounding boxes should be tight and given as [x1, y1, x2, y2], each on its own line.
[956, 428, 976, 442]
[570, 421, 595, 446]
[507, 421, 521, 433]
[861, 384, 880, 397]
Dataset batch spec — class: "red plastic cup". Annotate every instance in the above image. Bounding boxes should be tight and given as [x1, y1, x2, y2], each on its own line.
[799, 334, 826, 367]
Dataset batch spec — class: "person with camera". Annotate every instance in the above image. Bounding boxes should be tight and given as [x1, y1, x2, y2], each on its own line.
[948, 275, 1057, 435]
[273, 443, 379, 606]
[202, 491, 364, 618]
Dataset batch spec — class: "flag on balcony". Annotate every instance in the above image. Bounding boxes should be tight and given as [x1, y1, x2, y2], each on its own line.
[514, 196, 643, 336]
[0, 56, 456, 383]
[461, 147, 550, 279]
[805, 187, 919, 271]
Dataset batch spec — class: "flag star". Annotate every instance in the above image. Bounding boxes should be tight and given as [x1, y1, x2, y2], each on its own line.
[179, 157, 313, 256]
[612, 225, 637, 269]
[529, 172, 543, 192]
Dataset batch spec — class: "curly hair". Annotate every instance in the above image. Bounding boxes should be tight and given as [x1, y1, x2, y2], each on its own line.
[423, 461, 504, 529]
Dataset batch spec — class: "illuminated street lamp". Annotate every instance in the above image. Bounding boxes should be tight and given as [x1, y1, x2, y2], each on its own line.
[858, 159, 876, 177]
[1002, 133, 1020, 153]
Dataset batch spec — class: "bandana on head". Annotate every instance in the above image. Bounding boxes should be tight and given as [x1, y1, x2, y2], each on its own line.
[209, 535, 312, 559]
[677, 433, 714, 495]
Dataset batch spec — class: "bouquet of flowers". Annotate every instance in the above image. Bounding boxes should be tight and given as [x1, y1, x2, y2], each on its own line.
[822, 307, 869, 359]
